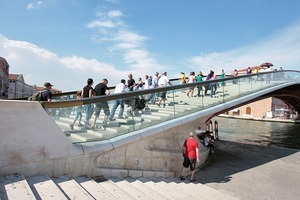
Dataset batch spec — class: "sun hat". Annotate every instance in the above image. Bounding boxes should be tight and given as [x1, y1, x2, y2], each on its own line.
[44, 82, 53, 87]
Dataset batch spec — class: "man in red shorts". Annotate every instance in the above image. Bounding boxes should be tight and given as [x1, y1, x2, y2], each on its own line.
[179, 132, 200, 182]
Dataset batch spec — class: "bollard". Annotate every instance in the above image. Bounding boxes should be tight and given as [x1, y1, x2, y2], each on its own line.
[210, 120, 213, 133]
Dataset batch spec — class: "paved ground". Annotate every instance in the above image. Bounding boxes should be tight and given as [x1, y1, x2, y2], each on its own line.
[195, 140, 300, 200]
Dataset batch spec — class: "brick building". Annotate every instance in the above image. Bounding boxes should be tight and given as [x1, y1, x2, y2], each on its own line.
[228, 97, 295, 119]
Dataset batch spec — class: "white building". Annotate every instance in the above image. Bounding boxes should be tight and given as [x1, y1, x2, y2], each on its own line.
[0, 57, 10, 98]
[8, 74, 35, 99]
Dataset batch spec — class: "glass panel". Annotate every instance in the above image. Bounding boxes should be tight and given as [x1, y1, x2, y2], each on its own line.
[45, 71, 300, 143]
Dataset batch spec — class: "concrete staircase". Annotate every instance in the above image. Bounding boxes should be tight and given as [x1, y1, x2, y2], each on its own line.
[0, 173, 238, 200]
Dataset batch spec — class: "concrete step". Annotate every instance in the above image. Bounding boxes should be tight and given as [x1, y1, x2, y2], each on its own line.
[150, 112, 171, 118]
[137, 177, 181, 200]
[70, 132, 104, 142]
[1, 174, 238, 200]
[155, 109, 185, 116]
[67, 135, 86, 143]
[26, 175, 67, 200]
[52, 175, 94, 200]
[52, 99, 201, 143]
[173, 104, 199, 110]
[0, 173, 36, 200]
[159, 177, 238, 200]
[94, 176, 135, 200]
[74, 176, 117, 200]
[55, 120, 85, 132]
[122, 178, 167, 200]
[141, 114, 167, 120]
[109, 176, 153, 200]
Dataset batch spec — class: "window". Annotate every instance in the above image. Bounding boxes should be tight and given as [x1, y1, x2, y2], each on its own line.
[246, 107, 251, 115]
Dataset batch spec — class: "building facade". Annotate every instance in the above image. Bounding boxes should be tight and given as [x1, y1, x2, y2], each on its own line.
[228, 97, 295, 119]
[8, 74, 36, 99]
[0, 57, 10, 98]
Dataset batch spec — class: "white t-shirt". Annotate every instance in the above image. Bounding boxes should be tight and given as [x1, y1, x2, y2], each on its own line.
[203, 136, 210, 147]
[114, 83, 126, 94]
[144, 79, 149, 89]
[158, 75, 169, 86]
[151, 76, 158, 88]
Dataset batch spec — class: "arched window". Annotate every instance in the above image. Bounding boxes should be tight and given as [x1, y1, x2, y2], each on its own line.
[246, 107, 251, 115]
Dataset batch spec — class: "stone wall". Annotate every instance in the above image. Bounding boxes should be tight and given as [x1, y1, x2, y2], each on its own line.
[0, 100, 210, 178]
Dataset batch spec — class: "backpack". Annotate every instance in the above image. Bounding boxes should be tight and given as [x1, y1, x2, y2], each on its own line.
[28, 91, 42, 101]
[135, 98, 146, 110]
[148, 78, 152, 86]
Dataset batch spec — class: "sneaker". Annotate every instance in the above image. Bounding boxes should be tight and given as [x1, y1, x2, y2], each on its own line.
[108, 118, 115, 121]
[78, 123, 83, 127]
[190, 179, 196, 182]
[69, 124, 74, 130]
[179, 176, 185, 180]
[117, 116, 125, 119]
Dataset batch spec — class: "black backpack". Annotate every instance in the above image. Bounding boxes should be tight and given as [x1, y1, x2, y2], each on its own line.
[135, 98, 146, 110]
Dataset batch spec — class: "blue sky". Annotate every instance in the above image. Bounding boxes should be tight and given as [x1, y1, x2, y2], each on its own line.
[1, 0, 300, 91]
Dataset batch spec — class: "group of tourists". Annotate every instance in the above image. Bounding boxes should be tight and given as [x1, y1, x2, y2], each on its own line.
[68, 71, 173, 130]
[66, 65, 282, 130]
[179, 69, 223, 98]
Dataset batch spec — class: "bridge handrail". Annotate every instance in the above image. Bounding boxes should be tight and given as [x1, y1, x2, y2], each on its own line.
[23, 70, 299, 144]
[41, 70, 299, 108]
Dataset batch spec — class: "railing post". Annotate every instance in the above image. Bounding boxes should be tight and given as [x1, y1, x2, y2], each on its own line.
[214, 120, 219, 140]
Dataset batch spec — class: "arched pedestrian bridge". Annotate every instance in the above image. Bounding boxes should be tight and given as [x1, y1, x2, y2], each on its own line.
[43, 70, 300, 143]
[1, 70, 299, 179]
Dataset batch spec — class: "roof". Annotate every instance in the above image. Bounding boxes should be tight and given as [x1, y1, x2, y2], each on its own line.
[9, 74, 22, 81]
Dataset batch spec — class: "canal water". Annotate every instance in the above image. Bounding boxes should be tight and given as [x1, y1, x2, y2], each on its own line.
[213, 117, 300, 150]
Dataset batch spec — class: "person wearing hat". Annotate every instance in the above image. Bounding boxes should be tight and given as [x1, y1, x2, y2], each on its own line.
[180, 132, 200, 182]
[41, 82, 53, 101]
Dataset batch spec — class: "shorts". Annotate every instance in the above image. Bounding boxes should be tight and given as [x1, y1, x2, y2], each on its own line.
[160, 91, 166, 99]
[183, 157, 197, 171]
[94, 102, 110, 117]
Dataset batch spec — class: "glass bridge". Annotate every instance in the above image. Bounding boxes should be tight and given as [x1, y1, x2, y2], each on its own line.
[40, 70, 300, 143]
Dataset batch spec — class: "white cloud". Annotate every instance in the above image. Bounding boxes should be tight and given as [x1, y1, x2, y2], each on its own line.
[87, 20, 116, 28]
[26, 1, 42, 10]
[113, 30, 147, 46]
[87, 8, 162, 75]
[0, 35, 128, 91]
[108, 10, 123, 18]
[188, 22, 300, 74]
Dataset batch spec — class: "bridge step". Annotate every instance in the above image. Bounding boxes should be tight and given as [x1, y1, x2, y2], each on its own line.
[0, 173, 238, 200]
[109, 176, 154, 200]
[74, 176, 117, 200]
[52, 89, 223, 142]
[52, 175, 94, 200]
[0, 173, 35, 200]
[119, 177, 168, 200]
[26, 175, 67, 200]
[93, 176, 136, 199]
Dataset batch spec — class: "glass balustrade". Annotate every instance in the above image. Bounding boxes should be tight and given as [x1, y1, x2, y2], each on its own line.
[40, 70, 299, 143]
